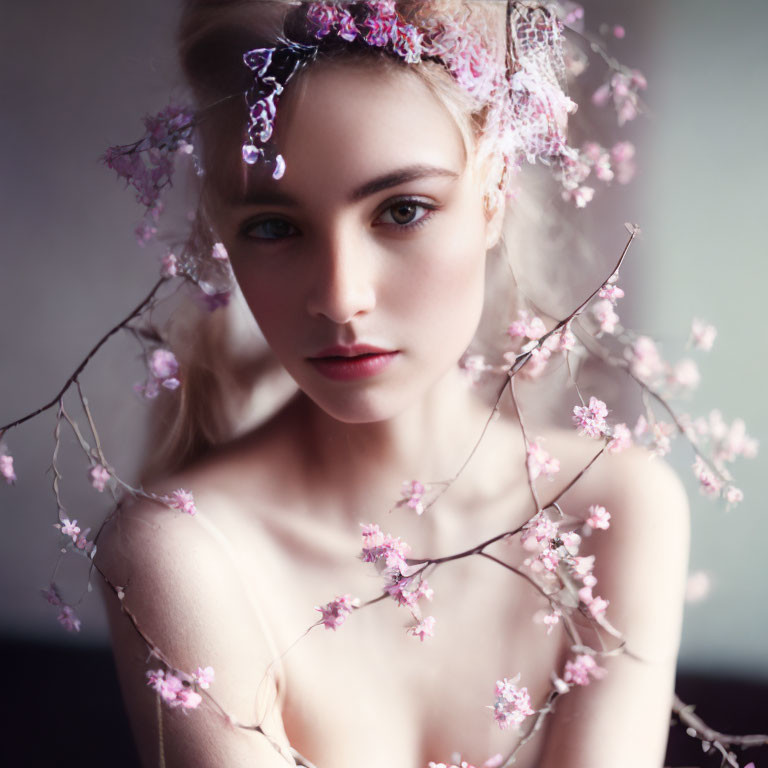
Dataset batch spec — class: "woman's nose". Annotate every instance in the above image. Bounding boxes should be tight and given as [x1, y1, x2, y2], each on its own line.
[305, 232, 377, 324]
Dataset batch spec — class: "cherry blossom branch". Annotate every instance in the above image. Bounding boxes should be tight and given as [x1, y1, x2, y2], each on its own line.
[0, 277, 168, 432]
[673, 694, 768, 753]
[500, 687, 561, 768]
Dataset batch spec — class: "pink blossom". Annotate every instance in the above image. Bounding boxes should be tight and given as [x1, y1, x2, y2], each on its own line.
[591, 83, 611, 107]
[306, 2, 337, 37]
[572, 396, 609, 439]
[194, 666, 215, 689]
[0, 453, 16, 485]
[58, 517, 81, 540]
[508, 310, 546, 341]
[461, 354, 488, 383]
[579, 586, 609, 618]
[360, 523, 411, 575]
[626, 336, 666, 383]
[400, 480, 426, 515]
[724, 485, 743, 507]
[692, 456, 722, 497]
[670, 358, 700, 392]
[89, 464, 110, 492]
[40, 583, 63, 606]
[492, 676, 535, 729]
[541, 610, 561, 635]
[610, 141, 636, 184]
[685, 571, 712, 603]
[521, 511, 559, 548]
[559, 531, 581, 554]
[571, 555, 597, 588]
[57, 605, 81, 632]
[175, 689, 203, 710]
[586, 504, 611, 530]
[407, 615, 436, 642]
[75, 532, 94, 552]
[168, 488, 197, 516]
[211, 242, 228, 261]
[337, 9, 359, 41]
[149, 348, 179, 380]
[608, 423, 632, 453]
[690, 318, 717, 351]
[526, 440, 560, 481]
[160, 250, 178, 278]
[563, 654, 606, 686]
[592, 299, 620, 334]
[558, 322, 577, 352]
[385, 576, 421, 609]
[506, 345, 552, 379]
[598, 283, 625, 304]
[315, 594, 358, 630]
[562, 185, 595, 208]
[537, 548, 560, 572]
[613, 25, 626, 39]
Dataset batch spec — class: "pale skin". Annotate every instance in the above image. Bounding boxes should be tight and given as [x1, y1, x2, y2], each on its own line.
[97, 60, 690, 767]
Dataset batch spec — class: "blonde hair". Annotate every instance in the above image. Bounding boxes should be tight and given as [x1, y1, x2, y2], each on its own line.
[139, 0, 592, 484]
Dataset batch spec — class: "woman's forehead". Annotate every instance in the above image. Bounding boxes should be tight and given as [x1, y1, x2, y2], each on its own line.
[208, 60, 470, 206]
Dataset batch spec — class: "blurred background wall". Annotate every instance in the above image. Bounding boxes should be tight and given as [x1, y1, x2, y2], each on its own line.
[1, 0, 766, 687]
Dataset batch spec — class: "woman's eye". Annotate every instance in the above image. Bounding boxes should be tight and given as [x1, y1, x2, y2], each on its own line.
[377, 200, 435, 229]
[242, 218, 298, 240]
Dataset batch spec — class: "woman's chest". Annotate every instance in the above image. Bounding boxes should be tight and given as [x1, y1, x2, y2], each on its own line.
[244, 527, 564, 768]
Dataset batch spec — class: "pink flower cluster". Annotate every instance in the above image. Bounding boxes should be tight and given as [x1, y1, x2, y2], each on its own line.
[400, 480, 426, 515]
[361, 523, 436, 638]
[626, 329, 705, 398]
[526, 439, 560, 482]
[102, 105, 194, 246]
[89, 464, 110, 492]
[135, 348, 180, 399]
[315, 594, 359, 630]
[428, 756, 503, 768]
[563, 141, 636, 205]
[690, 318, 717, 351]
[55, 516, 94, 553]
[572, 396, 609, 439]
[41, 583, 82, 632]
[407, 615, 436, 642]
[0, 451, 15, 485]
[585, 504, 611, 531]
[166, 488, 197, 516]
[607, 422, 632, 454]
[146, 668, 203, 711]
[506, 311, 577, 379]
[589, 272, 624, 335]
[563, 653, 606, 686]
[492, 676, 535, 729]
[592, 69, 647, 125]
[361, 523, 410, 576]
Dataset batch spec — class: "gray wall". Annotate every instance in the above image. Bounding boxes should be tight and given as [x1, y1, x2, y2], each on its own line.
[1, 2, 766, 676]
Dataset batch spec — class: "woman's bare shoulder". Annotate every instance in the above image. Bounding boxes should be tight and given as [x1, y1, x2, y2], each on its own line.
[94, 460, 294, 766]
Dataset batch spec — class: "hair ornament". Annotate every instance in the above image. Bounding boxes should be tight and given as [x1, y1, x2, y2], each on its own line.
[101, 1, 647, 274]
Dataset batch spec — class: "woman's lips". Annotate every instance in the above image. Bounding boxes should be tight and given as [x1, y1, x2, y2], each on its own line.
[307, 345, 399, 382]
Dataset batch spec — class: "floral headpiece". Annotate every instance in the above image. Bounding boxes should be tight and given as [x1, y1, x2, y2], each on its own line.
[102, 0, 647, 272]
[240, 0, 578, 189]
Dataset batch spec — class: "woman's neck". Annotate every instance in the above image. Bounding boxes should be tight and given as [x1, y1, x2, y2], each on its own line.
[286, 365, 519, 521]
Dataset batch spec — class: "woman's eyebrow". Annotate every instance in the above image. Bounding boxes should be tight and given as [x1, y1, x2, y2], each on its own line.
[349, 164, 460, 201]
[237, 164, 459, 207]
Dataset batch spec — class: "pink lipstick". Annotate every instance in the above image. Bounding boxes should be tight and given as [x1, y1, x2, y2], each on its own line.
[307, 344, 399, 382]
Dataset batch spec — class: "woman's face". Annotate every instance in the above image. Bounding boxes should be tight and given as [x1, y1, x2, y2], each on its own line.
[207, 60, 498, 424]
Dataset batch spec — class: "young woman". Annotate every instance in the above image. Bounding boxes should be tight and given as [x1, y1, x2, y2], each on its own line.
[96, 2, 689, 766]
